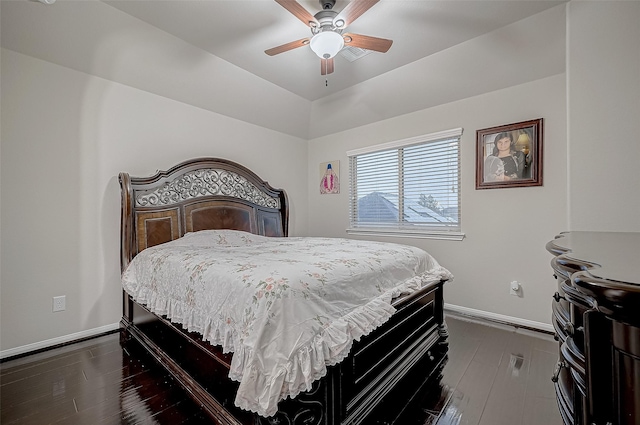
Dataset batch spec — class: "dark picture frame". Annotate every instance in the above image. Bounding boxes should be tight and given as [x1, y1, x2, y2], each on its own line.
[476, 118, 543, 189]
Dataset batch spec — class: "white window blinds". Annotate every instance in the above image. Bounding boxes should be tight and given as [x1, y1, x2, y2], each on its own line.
[347, 128, 463, 239]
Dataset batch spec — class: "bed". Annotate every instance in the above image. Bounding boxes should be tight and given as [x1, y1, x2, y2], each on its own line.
[119, 157, 452, 425]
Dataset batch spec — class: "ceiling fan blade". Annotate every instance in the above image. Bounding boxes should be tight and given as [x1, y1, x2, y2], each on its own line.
[321, 58, 335, 75]
[274, 0, 318, 27]
[334, 0, 379, 28]
[343, 33, 393, 53]
[265, 37, 310, 56]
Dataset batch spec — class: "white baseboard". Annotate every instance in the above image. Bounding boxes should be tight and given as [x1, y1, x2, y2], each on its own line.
[0, 323, 120, 360]
[444, 303, 554, 334]
[0, 308, 553, 359]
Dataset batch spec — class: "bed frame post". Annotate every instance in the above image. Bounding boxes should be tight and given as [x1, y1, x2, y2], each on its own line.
[119, 172, 135, 329]
[119, 172, 134, 273]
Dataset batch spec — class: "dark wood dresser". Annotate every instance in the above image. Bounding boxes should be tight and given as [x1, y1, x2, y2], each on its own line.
[547, 231, 640, 425]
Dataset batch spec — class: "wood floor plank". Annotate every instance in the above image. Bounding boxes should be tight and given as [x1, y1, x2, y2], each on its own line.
[87, 338, 126, 358]
[516, 327, 557, 353]
[470, 324, 513, 368]
[1, 350, 92, 386]
[0, 334, 120, 375]
[441, 359, 499, 425]
[0, 364, 87, 408]
[527, 346, 561, 399]
[0, 317, 564, 425]
[73, 370, 150, 413]
[1, 391, 71, 424]
[1, 350, 150, 418]
[521, 347, 564, 425]
[2, 399, 78, 425]
[429, 387, 467, 425]
[477, 332, 534, 425]
[440, 328, 481, 388]
[522, 396, 564, 425]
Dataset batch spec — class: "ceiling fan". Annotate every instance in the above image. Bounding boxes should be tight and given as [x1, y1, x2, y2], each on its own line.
[265, 0, 393, 75]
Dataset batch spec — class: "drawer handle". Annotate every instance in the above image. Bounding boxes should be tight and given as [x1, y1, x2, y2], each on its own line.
[553, 292, 565, 302]
[551, 361, 566, 383]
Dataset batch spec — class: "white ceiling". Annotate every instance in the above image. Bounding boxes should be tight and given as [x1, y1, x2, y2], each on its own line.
[104, 0, 565, 101]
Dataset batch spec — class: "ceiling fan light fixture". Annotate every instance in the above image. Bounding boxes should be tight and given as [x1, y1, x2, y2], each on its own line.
[309, 31, 344, 59]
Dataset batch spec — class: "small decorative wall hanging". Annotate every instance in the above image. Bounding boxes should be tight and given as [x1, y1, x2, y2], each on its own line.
[476, 118, 543, 189]
[320, 160, 340, 194]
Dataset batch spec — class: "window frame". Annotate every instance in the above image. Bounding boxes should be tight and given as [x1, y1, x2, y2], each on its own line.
[346, 128, 465, 241]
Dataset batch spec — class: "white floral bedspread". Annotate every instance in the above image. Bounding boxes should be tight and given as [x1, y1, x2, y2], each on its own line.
[121, 230, 453, 417]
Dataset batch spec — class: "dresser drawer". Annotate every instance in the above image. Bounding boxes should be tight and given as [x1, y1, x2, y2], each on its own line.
[552, 301, 570, 343]
[555, 365, 574, 425]
[561, 338, 586, 396]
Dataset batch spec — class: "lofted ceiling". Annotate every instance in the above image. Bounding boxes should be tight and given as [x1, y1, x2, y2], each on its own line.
[104, 0, 566, 101]
[1, 0, 567, 138]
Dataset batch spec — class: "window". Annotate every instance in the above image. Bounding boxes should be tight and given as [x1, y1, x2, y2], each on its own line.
[347, 128, 464, 240]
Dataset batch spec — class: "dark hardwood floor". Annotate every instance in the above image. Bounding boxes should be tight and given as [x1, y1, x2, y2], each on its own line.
[0, 315, 563, 425]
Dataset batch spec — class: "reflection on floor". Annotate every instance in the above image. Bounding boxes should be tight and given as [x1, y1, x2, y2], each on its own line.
[397, 315, 563, 425]
[0, 315, 563, 425]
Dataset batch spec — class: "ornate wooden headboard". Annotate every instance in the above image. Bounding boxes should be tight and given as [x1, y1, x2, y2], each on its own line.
[119, 157, 289, 272]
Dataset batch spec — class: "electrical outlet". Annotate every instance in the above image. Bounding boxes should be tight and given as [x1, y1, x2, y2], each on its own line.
[510, 281, 520, 296]
[53, 296, 66, 312]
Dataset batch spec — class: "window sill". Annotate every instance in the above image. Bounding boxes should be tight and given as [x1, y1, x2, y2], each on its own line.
[346, 228, 465, 241]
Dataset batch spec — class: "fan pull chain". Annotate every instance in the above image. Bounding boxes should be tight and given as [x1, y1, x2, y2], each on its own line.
[326, 79, 328, 87]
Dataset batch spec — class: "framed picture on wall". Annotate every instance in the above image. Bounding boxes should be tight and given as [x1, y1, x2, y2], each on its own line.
[476, 118, 543, 189]
[319, 160, 340, 194]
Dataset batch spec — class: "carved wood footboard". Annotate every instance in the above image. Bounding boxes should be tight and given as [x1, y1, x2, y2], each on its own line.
[121, 281, 448, 425]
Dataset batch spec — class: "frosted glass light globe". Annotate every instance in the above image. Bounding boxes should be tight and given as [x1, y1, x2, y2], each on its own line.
[310, 31, 344, 59]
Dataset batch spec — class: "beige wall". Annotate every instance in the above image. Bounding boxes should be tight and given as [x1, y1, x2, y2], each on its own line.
[1, 1, 311, 355]
[2, 1, 639, 354]
[308, 74, 568, 328]
[0, 49, 308, 353]
[306, 1, 640, 327]
[567, 1, 640, 231]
